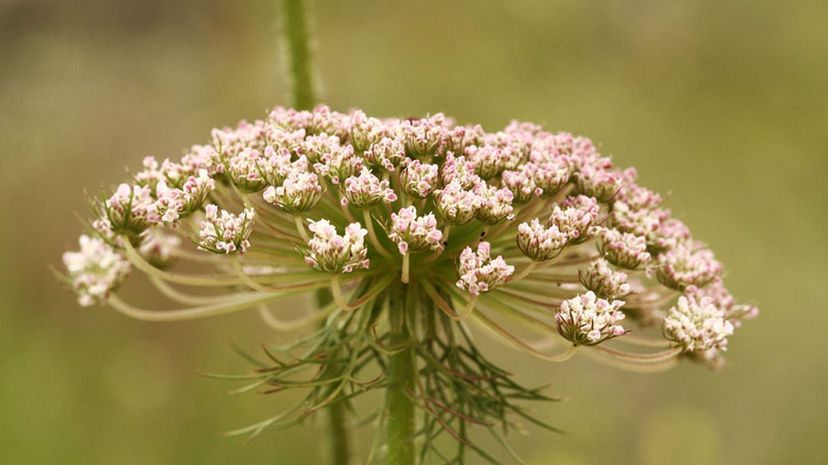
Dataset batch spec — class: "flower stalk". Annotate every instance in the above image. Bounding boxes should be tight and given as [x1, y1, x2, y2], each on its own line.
[385, 285, 417, 465]
[281, 1, 350, 463]
[280, 0, 316, 110]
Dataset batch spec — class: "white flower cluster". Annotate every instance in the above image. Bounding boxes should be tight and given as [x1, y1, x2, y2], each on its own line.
[63, 105, 756, 367]
[578, 258, 632, 300]
[62, 235, 131, 306]
[456, 242, 514, 296]
[197, 205, 255, 254]
[388, 206, 443, 255]
[342, 168, 397, 207]
[304, 220, 370, 273]
[155, 170, 215, 225]
[664, 295, 734, 353]
[592, 226, 652, 270]
[516, 219, 570, 262]
[399, 160, 440, 198]
[556, 291, 627, 346]
[263, 156, 325, 213]
[656, 242, 723, 290]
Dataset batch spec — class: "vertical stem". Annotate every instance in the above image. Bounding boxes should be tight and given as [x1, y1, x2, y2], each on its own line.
[280, 0, 317, 110]
[314, 288, 352, 465]
[280, 1, 345, 462]
[386, 286, 416, 465]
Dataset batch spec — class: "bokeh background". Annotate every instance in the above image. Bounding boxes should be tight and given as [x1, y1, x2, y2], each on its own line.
[1, 0, 826, 464]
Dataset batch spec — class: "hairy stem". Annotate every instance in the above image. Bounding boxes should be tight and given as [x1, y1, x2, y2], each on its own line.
[386, 286, 416, 465]
[280, 0, 316, 110]
[280, 0, 344, 460]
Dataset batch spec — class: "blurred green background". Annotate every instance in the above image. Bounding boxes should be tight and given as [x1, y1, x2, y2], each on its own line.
[1, 0, 826, 463]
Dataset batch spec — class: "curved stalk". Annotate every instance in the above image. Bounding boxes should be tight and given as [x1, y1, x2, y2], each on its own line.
[257, 302, 338, 331]
[471, 309, 578, 362]
[122, 240, 243, 287]
[107, 292, 282, 322]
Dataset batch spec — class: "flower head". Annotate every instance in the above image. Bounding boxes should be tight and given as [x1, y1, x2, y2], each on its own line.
[457, 242, 514, 295]
[399, 160, 440, 198]
[550, 195, 600, 242]
[593, 226, 651, 270]
[517, 219, 569, 262]
[227, 148, 268, 192]
[656, 242, 723, 290]
[305, 220, 370, 273]
[63, 105, 758, 454]
[575, 163, 622, 202]
[434, 180, 480, 225]
[342, 168, 397, 207]
[198, 205, 255, 254]
[556, 291, 627, 346]
[154, 170, 215, 225]
[263, 157, 325, 213]
[665, 295, 734, 353]
[475, 184, 515, 224]
[579, 258, 632, 300]
[101, 183, 159, 236]
[62, 235, 130, 306]
[364, 137, 405, 171]
[389, 206, 443, 255]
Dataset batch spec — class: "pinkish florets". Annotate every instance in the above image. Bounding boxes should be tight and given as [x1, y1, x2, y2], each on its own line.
[650, 218, 692, 252]
[528, 138, 571, 195]
[574, 163, 622, 202]
[313, 144, 362, 184]
[397, 113, 450, 157]
[579, 258, 632, 300]
[593, 226, 651, 270]
[556, 291, 627, 346]
[399, 160, 440, 198]
[501, 165, 542, 203]
[364, 137, 405, 171]
[342, 168, 397, 207]
[609, 201, 667, 239]
[656, 242, 723, 290]
[456, 242, 514, 296]
[388, 206, 443, 255]
[263, 157, 325, 213]
[475, 184, 515, 224]
[348, 110, 388, 153]
[441, 153, 481, 189]
[197, 205, 255, 254]
[664, 294, 733, 353]
[685, 279, 758, 328]
[227, 148, 268, 192]
[517, 219, 569, 262]
[305, 220, 370, 273]
[550, 195, 600, 242]
[64, 105, 756, 374]
[102, 183, 159, 235]
[62, 235, 131, 306]
[257, 146, 294, 185]
[434, 180, 481, 225]
[154, 170, 215, 225]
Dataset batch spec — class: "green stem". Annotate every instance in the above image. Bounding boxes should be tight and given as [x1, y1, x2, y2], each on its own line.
[280, 0, 317, 110]
[314, 288, 352, 465]
[386, 286, 416, 465]
[280, 0, 344, 461]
